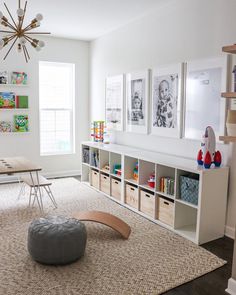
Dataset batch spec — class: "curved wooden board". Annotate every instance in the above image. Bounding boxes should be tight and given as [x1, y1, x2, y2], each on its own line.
[72, 211, 131, 239]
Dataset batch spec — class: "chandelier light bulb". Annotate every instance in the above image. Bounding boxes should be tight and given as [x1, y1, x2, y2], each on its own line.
[36, 46, 41, 52]
[17, 8, 25, 17]
[36, 13, 43, 21]
[38, 40, 45, 48]
[19, 37, 26, 45]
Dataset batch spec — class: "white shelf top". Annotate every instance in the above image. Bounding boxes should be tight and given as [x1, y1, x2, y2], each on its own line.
[0, 84, 28, 87]
[0, 108, 29, 111]
[82, 141, 228, 174]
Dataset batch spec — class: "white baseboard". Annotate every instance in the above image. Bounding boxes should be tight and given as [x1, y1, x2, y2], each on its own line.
[226, 278, 236, 295]
[225, 226, 235, 240]
[0, 170, 81, 184]
[43, 170, 81, 179]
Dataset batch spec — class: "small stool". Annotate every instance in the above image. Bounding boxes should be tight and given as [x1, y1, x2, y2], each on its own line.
[20, 175, 57, 211]
[28, 216, 87, 265]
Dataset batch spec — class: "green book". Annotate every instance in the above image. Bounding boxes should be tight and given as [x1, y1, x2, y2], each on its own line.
[14, 114, 29, 132]
[16, 96, 28, 108]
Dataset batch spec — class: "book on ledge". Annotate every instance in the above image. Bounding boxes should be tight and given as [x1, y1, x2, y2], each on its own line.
[15, 96, 28, 109]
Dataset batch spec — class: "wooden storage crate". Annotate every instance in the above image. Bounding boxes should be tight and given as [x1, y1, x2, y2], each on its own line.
[111, 178, 121, 201]
[100, 173, 110, 195]
[125, 183, 139, 209]
[91, 169, 99, 189]
[140, 190, 156, 218]
[157, 196, 174, 227]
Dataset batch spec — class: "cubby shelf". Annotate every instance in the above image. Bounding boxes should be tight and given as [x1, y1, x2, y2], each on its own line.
[222, 44, 236, 54]
[81, 142, 229, 245]
[176, 198, 198, 209]
[219, 44, 236, 142]
[219, 136, 236, 142]
[221, 92, 236, 98]
[156, 191, 175, 200]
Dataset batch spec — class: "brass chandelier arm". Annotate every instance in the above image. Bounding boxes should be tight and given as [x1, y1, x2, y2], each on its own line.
[4, 3, 18, 29]
[19, 1, 28, 32]
[3, 35, 18, 60]
[22, 44, 28, 62]
[0, 30, 15, 33]
[25, 32, 51, 35]
[1, 19, 17, 31]
[23, 44, 30, 60]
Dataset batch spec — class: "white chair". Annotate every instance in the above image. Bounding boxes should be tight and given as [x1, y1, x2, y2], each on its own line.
[19, 175, 57, 211]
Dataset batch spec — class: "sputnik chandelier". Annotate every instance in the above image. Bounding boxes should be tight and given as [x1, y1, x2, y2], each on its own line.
[0, 0, 50, 62]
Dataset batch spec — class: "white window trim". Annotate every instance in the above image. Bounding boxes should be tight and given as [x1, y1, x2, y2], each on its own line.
[39, 61, 75, 156]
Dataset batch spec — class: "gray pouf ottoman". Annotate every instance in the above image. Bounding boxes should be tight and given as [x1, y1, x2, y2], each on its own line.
[28, 216, 87, 265]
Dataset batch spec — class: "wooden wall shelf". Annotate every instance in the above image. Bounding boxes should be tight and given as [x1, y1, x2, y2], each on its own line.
[222, 45, 236, 54]
[219, 136, 236, 142]
[221, 92, 236, 98]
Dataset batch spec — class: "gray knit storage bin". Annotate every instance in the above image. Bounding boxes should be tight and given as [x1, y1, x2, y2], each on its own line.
[180, 175, 199, 206]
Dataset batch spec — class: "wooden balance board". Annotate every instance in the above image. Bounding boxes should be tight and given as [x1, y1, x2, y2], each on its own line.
[72, 211, 131, 239]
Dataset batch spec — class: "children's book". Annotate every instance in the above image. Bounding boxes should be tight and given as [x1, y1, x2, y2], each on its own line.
[0, 71, 8, 84]
[0, 121, 12, 132]
[11, 72, 27, 85]
[15, 96, 28, 108]
[0, 92, 15, 108]
[14, 115, 28, 132]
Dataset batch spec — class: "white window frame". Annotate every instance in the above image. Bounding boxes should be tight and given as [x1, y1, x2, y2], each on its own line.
[39, 61, 75, 156]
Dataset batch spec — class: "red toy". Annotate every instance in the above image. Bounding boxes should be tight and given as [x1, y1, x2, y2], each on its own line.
[214, 151, 222, 167]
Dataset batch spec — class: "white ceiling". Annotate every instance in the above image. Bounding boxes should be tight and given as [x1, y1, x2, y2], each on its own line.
[0, 0, 166, 41]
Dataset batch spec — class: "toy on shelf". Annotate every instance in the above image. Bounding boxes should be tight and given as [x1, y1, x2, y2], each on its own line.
[91, 121, 105, 143]
[147, 173, 155, 189]
[113, 164, 122, 176]
[197, 126, 222, 169]
[102, 165, 110, 173]
[133, 162, 138, 181]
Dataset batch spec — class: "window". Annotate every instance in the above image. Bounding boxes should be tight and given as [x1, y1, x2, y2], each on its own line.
[39, 61, 75, 156]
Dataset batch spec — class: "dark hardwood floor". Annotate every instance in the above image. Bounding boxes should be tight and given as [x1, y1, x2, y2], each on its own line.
[163, 237, 234, 295]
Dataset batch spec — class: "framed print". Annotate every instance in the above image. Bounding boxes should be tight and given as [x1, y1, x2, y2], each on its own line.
[105, 75, 124, 131]
[184, 56, 228, 140]
[151, 63, 184, 138]
[126, 70, 149, 134]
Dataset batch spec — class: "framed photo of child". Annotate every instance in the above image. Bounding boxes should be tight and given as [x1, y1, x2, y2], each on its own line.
[105, 75, 124, 131]
[151, 63, 184, 138]
[126, 70, 149, 134]
[184, 56, 228, 140]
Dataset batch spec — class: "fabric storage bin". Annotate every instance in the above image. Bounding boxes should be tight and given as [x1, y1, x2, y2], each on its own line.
[157, 196, 174, 227]
[111, 178, 121, 201]
[180, 175, 199, 205]
[125, 184, 139, 210]
[100, 173, 110, 195]
[140, 190, 156, 218]
[91, 169, 99, 189]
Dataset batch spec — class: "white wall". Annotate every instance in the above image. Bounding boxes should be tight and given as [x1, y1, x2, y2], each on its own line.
[0, 36, 89, 177]
[90, 0, 236, 235]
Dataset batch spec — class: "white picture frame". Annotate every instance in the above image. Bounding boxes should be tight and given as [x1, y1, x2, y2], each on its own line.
[151, 63, 184, 138]
[105, 75, 124, 131]
[184, 56, 228, 140]
[125, 70, 149, 134]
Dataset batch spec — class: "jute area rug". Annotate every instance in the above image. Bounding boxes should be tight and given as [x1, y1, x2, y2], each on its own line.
[0, 178, 225, 295]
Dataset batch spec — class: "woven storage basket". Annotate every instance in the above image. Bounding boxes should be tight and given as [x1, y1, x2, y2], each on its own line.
[180, 175, 199, 205]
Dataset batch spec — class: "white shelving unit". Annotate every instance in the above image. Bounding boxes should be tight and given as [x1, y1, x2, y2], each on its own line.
[81, 141, 229, 245]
